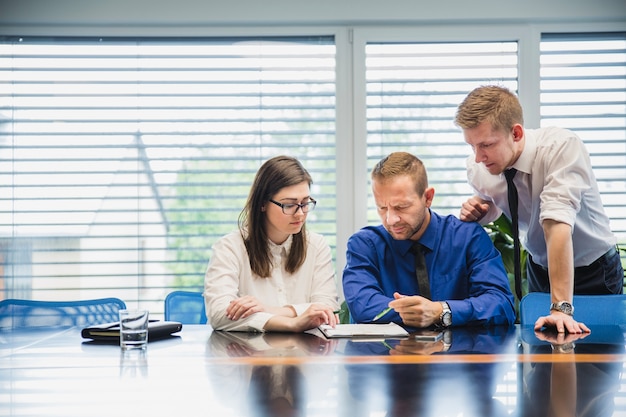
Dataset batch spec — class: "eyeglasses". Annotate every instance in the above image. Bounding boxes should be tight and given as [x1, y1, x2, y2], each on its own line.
[269, 198, 316, 215]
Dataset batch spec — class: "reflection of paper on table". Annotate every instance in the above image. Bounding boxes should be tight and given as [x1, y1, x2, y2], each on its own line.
[318, 322, 409, 338]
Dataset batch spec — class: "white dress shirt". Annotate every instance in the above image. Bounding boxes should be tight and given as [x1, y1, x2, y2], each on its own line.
[204, 230, 339, 331]
[467, 126, 616, 268]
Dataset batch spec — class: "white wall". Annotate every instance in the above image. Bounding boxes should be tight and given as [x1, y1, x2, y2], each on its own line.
[0, 0, 625, 36]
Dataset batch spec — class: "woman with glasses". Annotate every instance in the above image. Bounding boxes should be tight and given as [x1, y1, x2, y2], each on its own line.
[204, 155, 340, 332]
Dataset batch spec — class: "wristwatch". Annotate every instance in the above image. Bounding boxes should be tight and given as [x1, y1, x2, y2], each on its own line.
[439, 302, 452, 328]
[551, 342, 575, 354]
[550, 301, 574, 316]
[440, 329, 452, 352]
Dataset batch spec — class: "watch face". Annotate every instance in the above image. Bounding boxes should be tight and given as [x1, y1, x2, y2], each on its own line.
[559, 302, 573, 315]
[442, 312, 452, 326]
[552, 301, 574, 315]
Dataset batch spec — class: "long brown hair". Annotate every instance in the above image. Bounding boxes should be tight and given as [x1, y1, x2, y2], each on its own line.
[238, 156, 312, 278]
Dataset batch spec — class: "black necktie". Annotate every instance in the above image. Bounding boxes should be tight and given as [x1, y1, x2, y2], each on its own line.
[504, 168, 522, 301]
[410, 242, 431, 300]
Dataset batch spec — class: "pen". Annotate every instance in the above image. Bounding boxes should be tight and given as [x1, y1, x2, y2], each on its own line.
[372, 307, 392, 322]
[381, 340, 393, 350]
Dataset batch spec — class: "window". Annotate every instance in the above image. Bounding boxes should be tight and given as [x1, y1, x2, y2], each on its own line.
[0, 37, 337, 314]
[2, 30, 625, 317]
[540, 32, 626, 246]
[364, 41, 518, 222]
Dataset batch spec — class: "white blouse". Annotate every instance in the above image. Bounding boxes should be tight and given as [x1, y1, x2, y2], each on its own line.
[204, 230, 339, 331]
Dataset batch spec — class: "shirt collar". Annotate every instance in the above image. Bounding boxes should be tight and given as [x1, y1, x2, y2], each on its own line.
[269, 234, 293, 257]
[511, 129, 536, 176]
[417, 209, 438, 252]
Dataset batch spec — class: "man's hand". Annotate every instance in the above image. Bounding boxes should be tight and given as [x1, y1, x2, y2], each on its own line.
[388, 292, 441, 328]
[459, 196, 491, 222]
[534, 311, 590, 334]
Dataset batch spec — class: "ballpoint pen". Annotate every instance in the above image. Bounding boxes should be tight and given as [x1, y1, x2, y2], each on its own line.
[372, 307, 392, 322]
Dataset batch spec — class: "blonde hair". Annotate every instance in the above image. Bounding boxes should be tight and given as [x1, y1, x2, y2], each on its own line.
[371, 152, 428, 196]
[455, 85, 524, 133]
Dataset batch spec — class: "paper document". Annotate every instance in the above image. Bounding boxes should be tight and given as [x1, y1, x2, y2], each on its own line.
[318, 322, 409, 338]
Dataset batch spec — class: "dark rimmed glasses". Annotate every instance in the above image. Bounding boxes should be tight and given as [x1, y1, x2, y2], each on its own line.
[269, 198, 316, 215]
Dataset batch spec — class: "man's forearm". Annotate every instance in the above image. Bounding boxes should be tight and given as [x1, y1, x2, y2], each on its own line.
[543, 219, 574, 303]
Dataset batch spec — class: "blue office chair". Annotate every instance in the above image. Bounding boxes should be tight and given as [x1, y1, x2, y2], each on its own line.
[0, 297, 126, 329]
[164, 290, 207, 324]
[519, 292, 626, 326]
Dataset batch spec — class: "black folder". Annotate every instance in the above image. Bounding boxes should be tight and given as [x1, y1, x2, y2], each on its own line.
[81, 320, 183, 342]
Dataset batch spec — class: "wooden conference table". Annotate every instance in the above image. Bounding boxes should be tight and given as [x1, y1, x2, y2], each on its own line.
[2, 324, 626, 417]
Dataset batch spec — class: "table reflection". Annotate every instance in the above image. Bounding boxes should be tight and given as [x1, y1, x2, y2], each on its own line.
[344, 326, 517, 417]
[206, 331, 337, 417]
[520, 325, 625, 417]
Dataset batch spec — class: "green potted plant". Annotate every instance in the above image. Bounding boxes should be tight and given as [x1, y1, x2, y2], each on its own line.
[483, 215, 528, 320]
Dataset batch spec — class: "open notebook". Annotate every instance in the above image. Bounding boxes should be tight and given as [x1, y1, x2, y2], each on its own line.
[81, 320, 183, 342]
[318, 322, 409, 339]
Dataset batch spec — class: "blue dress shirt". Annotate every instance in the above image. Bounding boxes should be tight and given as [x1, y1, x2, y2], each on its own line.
[342, 210, 516, 327]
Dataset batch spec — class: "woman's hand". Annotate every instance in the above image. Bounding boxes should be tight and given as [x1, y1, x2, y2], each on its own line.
[264, 303, 338, 332]
[226, 295, 266, 320]
[290, 304, 338, 332]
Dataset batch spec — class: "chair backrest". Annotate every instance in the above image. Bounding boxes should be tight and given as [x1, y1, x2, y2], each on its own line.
[0, 297, 127, 329]
[164, 290, 207, 324]
[520, 292, 626, 326]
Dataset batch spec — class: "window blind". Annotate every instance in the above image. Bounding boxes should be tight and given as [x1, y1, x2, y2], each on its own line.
[540, 32, 626, 246]
[0, 37, 337, 315]
[364, 41, 519, 223]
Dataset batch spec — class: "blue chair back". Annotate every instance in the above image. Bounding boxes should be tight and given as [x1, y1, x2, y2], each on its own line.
[520, 292, 626, 326]
[164, 290, 207, 324]
[0, 297, 126, 329]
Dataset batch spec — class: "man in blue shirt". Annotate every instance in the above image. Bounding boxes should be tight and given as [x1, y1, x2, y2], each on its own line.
[343, 152, 515, 328]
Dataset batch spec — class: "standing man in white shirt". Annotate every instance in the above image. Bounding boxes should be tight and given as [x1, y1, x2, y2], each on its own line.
[455, 85, 623, 334]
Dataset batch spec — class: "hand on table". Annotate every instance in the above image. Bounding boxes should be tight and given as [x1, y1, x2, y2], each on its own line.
[534, 311, 590, 334]
[289, 304, 338, 332]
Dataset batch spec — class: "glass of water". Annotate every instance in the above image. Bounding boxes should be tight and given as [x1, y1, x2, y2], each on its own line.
[119, 309, 149, 350]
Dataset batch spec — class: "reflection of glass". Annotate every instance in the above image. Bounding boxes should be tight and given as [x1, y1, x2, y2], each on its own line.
[521, 326, 625, 417]
[119, 349, 148, 378]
